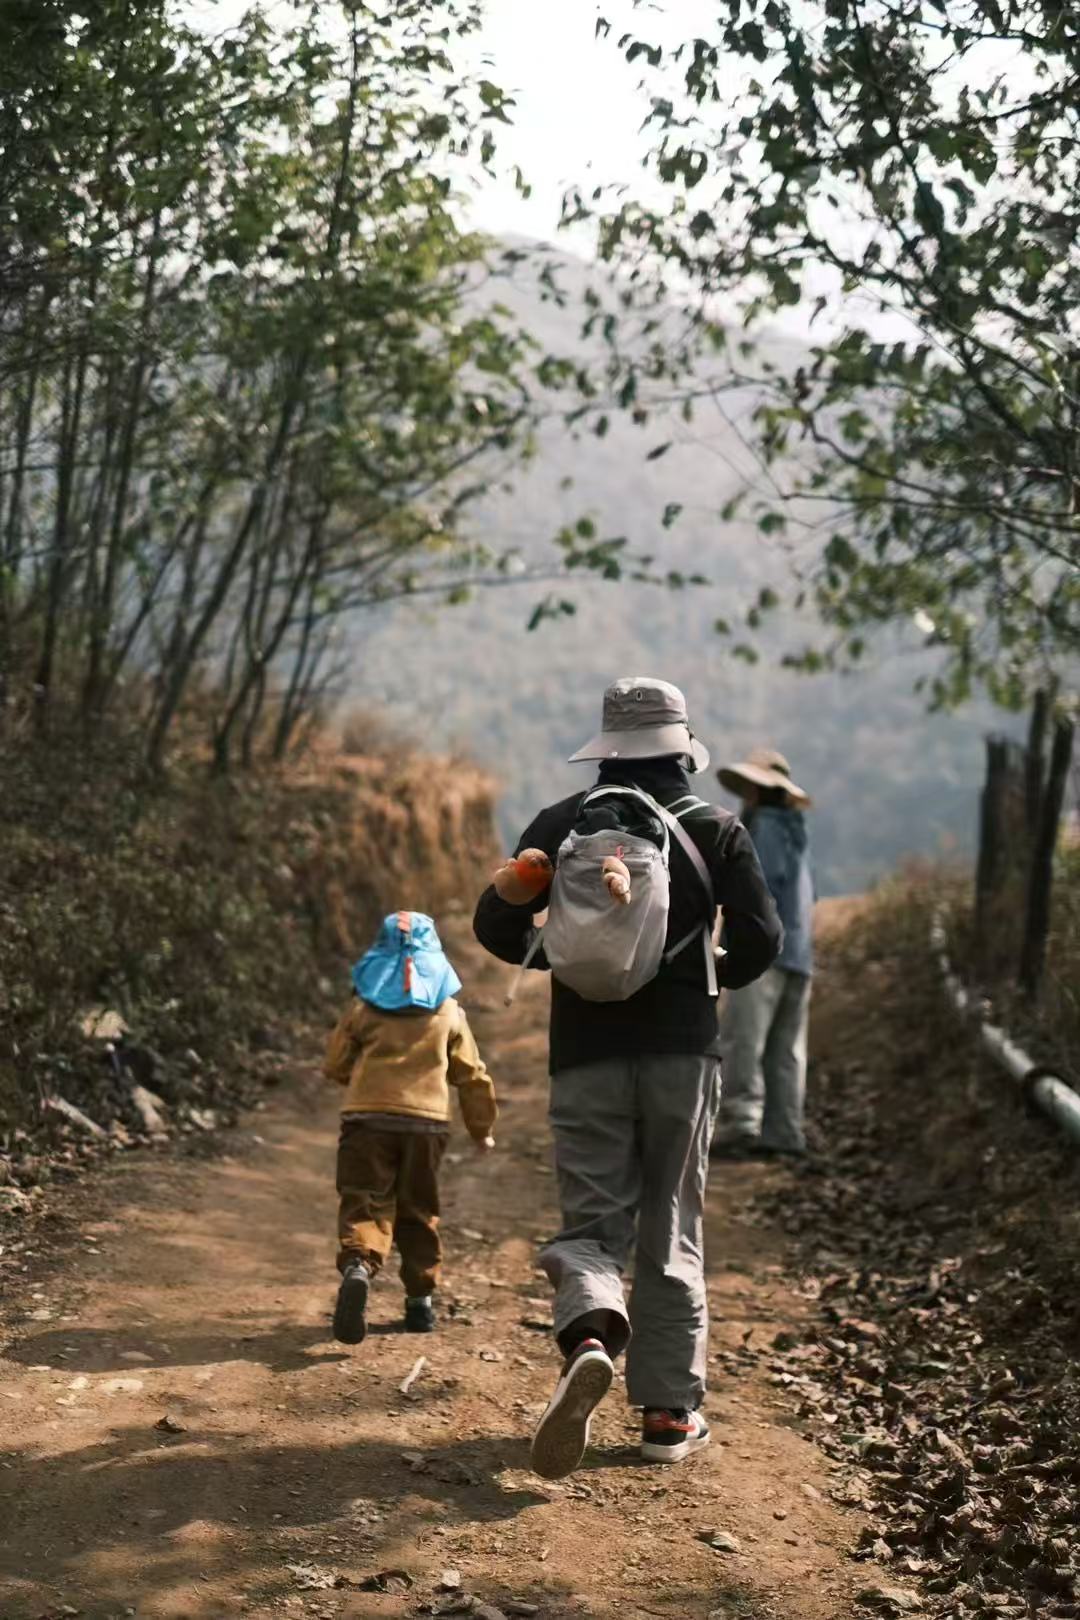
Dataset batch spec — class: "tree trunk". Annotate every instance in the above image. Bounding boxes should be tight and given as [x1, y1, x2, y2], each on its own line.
[146, 374, 307, 769]
[147, 512, 256, 772]
[1024, 688, 1051, 841]
[974, 735, 1008, 952]
[83, 204, 164, 729]
[35, 353, 86, 721]
[211, 495, 320, 771]
[272, 585, 319, 762]
[1018, 716, 1075, 1002]
[240, 665, 268, 769]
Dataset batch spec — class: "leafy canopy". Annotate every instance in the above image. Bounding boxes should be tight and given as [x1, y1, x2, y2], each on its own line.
[0, 1, 641, 766]
[587, 0, 1080, 707]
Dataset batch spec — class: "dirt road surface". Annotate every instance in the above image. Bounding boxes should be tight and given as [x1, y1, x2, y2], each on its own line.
[1, 914, 877, 1620]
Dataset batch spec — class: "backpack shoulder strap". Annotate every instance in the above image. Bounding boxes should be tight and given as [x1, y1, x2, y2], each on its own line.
[657, 802, 720, 997]
[656, 802, 714, 907]
[666, 793, 709, 816]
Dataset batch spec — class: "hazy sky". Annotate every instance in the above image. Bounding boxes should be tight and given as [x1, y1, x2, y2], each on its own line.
[185, 0, 1038, 338]
[183, 0, 918, 341]
[457, 0, 695, 243]
[185, 0, 701, 243]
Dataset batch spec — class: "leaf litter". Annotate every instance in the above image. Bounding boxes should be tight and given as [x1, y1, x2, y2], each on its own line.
[753, 905, 1080, 1619]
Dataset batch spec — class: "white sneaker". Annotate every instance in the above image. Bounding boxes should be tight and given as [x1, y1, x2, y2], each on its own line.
[530, 1338, 614, 1480]
[640, 1407, 711, 1464]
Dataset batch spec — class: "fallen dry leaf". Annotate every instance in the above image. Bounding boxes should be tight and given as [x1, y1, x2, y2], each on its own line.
[353, 1569, 413, 1594]
[286, 1563, 339, 1591]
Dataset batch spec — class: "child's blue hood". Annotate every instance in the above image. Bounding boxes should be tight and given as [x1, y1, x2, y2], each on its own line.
[352, 911, 462, 1013]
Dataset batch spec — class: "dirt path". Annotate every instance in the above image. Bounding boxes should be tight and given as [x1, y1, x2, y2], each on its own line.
[1, 915, 875, 1620]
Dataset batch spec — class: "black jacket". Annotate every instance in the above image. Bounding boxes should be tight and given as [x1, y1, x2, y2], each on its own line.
[473, 760, 783, 1074]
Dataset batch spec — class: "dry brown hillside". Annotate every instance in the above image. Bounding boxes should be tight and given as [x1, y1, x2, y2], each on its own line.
[0, 719, 497, 1213]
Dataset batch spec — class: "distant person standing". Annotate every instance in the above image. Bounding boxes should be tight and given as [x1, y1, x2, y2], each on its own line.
[712, 749, 814, 1161]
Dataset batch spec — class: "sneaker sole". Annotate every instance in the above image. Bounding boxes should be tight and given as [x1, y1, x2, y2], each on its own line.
[530, 1354, 614, 1480]
[333, 1271, 369, 1345]
[640, 1428, 711, 1465]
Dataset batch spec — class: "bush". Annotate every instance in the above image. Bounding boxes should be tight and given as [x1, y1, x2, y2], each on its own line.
[0, 720, 497, 1149]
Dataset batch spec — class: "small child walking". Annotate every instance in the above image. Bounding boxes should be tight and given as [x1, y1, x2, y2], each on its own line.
[324, 910, 497, 1344]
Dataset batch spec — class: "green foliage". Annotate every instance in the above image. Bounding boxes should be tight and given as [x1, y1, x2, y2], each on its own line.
[590, 0, 1080, 705]
[0, 1, 647, 771]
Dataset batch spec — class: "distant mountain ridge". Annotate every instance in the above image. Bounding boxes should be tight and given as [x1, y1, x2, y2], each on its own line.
[346, 243, 1015, 895]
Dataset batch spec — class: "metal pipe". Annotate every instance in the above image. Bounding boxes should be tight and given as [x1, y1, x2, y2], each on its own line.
[944, 971, 970, 1017]
[932, 908, 1080, 1151]
[980, 1020, 1037, 1083]
[1029, 1074, 1080, 1149]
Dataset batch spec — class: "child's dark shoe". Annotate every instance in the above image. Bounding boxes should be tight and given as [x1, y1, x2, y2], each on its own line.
[404, 1295, 436, 1333]
[333, 1259, 370, 1344]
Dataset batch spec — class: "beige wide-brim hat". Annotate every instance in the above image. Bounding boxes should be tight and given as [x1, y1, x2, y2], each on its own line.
[568, 675, 710, 774]
[717, 747, 811, 808]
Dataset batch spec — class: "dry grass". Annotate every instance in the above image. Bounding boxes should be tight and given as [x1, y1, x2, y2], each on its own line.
[813, 870, 1080, 1339]
[0, 713, 498, 1138]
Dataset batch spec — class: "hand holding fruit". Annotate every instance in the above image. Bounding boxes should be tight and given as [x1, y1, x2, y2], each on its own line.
[602, 854, 632, 905]
[493, 848, 553, 905]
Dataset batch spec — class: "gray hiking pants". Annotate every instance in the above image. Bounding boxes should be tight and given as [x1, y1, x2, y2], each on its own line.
[539, 1053, 720, 1411]
[714, 966, 812, 1153]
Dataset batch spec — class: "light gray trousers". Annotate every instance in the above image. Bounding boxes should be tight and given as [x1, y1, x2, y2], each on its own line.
[714, 966, 812, 1153]
[539, 1053, 719, 1411]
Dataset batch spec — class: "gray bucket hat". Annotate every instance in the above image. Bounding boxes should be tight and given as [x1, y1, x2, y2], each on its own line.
[568, 676, 710, 774]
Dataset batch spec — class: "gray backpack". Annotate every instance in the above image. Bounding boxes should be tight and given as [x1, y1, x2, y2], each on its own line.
[510, 785, 719, 1005]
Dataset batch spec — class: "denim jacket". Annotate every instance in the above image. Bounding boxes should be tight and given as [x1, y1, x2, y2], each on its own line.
[746, 807, 814, 976]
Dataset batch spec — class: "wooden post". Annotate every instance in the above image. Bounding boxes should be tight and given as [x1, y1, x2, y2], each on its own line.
[1024, 689, 1050, 839]
[1019, 715, 1075, 1002]
[975, 736, 1007, 941]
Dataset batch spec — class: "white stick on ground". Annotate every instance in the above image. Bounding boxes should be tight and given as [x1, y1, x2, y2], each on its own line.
[130, 1085, 169, 1137]
[399, 1356, 427, 1396]
[43, 1095, 108, 1138]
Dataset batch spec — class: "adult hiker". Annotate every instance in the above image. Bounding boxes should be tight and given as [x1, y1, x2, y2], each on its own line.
[473, 676, 782, 1479]
[712, 747, 815, 1161]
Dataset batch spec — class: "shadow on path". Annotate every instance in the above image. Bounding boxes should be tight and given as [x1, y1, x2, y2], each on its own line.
[5, 1319, 348, 1374]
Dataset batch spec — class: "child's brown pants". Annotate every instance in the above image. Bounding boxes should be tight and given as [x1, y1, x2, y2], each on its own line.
[336, 1119, 447, 1296]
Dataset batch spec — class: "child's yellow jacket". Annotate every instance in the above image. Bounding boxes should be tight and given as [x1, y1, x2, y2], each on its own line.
[324, 997, 496, 1141]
